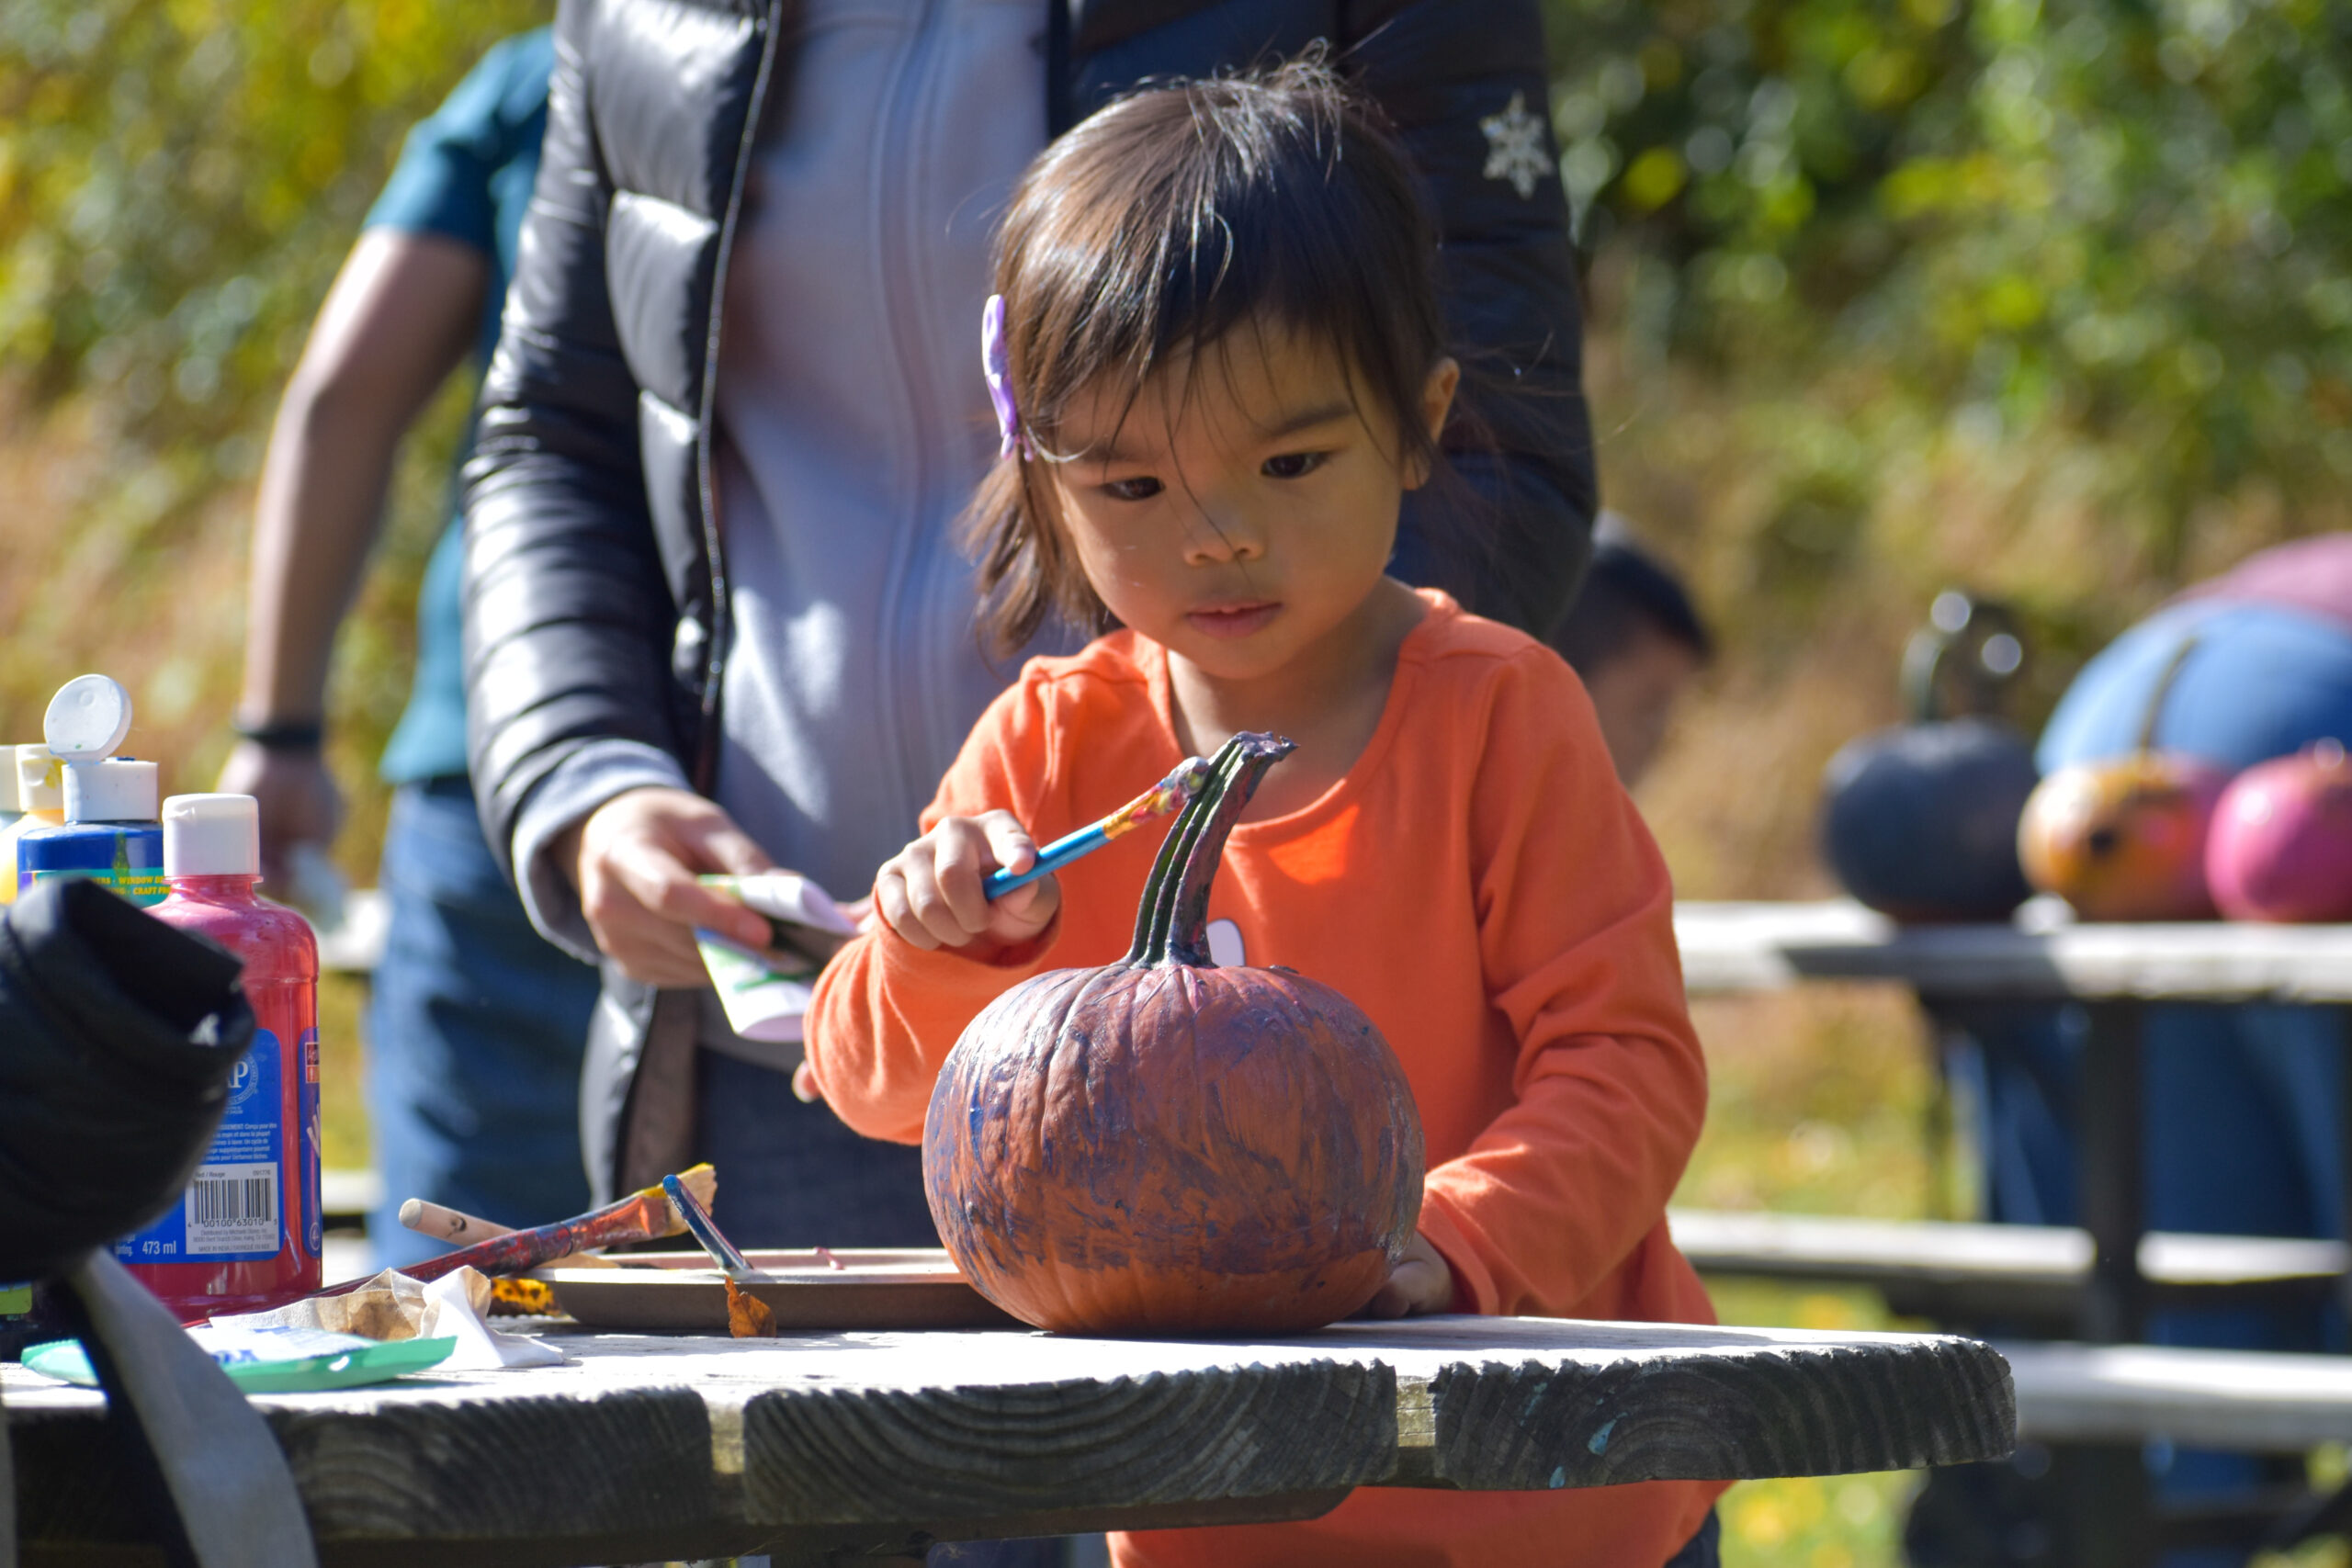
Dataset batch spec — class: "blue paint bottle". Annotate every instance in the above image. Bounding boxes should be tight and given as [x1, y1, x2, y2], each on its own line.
[15, 675, 165, 907]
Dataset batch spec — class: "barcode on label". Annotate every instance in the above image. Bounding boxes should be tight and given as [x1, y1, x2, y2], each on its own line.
[186, 1162, 278, 1255]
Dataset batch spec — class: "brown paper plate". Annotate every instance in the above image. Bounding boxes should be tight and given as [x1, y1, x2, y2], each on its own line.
[537, 1248, 1018, 1332]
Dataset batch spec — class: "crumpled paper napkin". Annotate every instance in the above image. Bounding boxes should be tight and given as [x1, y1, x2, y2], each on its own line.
[212, 1267, 564, 1370]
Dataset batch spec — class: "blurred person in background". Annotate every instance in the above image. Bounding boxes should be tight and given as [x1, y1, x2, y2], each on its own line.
[217, 29, 587, 1268]
[1917, 533, 2352, 1568]
[1958, 533, 2352, 1292]
[1548, 515, 1712, 787]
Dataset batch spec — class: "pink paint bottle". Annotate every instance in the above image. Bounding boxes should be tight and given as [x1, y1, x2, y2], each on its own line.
[123, 794, 322, 1318]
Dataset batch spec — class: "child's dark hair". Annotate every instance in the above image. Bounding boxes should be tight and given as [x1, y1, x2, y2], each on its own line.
[967, 56, 1455, 656]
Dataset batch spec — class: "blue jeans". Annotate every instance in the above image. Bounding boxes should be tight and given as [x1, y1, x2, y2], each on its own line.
[367, 777, 602, 1268]
[694, 1048, 938, 1248]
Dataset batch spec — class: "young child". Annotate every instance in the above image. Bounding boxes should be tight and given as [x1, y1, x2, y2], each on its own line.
[805, 62, 1724, 1568]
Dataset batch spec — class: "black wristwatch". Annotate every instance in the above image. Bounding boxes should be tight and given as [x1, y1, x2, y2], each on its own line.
[232, 717, 326, 751]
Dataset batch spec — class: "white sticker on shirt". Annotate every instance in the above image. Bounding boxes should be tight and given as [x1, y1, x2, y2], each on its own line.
[1206, 919, 1247, 968]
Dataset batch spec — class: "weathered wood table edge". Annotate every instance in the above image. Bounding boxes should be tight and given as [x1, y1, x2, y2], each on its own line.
[6, 1314, 2014, 1568]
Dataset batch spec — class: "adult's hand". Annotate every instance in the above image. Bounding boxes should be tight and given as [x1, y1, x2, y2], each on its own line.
[558, 786, 780, 987]
[215, 741, 342, 891]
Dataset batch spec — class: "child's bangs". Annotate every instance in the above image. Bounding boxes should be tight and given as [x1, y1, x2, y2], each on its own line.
[1014, 66, 1442, 466]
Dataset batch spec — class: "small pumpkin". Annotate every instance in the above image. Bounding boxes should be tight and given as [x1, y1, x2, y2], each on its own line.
[2205, 739, 2352, 923]
[1820, 593, 2039, 921]
[922, 733, 1425, 1336]
[2018, 636, 2226, 922]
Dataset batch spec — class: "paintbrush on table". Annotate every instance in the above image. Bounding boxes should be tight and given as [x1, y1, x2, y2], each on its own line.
[399, 1198, 616, 1269]
[314, 1165, 718, 1295]
[662, 1172, 785, 1337]
[982, 756, 1212, 899]
[399, 1198, 511, 1247]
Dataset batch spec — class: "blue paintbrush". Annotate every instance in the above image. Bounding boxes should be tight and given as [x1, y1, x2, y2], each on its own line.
[662, 1172, 761, 1280]
[982, 756, 1213, 900]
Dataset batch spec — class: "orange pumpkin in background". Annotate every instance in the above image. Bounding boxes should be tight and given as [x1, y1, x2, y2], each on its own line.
[2018, 755, 2227, 920]
[921, 733, 1425, 1336]
[2017, 637, 2227, 921]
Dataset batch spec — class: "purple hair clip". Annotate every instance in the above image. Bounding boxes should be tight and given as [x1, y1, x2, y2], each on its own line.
[982, 293, 1028, 460]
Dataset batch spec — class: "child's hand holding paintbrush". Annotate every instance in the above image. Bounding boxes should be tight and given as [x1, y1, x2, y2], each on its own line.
[875, 755, 1211, 952]
[791, 757, 1210, 1102]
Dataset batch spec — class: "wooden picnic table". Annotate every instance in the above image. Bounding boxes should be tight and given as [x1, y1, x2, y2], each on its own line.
[1675, 899, 2352, 1344]
[1676, 899, 2352, 1005]
[5, 1314, 2012, 1568]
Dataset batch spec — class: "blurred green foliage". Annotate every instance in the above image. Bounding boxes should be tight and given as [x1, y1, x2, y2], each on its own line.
[1, 0, 540, 444]
[1545, 0, 2352, 667]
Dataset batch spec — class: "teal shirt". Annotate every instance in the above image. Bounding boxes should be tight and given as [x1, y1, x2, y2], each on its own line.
[368, 28, 552, 784]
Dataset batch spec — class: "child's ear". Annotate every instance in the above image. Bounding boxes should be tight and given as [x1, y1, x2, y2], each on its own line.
[1404, 357, 1461, 490]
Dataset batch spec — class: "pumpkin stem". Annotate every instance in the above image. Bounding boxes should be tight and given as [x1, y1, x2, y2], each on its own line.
[2135, 634, 2199, 755]
[1126, 731, 1295, 968]
[1125, 739, 1238, 964]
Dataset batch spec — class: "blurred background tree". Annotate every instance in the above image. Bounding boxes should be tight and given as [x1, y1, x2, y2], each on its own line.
[1540, 0, 2352, 894]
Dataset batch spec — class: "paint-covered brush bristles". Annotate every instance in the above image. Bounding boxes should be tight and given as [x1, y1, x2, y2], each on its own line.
[984, 756, 1213, 899]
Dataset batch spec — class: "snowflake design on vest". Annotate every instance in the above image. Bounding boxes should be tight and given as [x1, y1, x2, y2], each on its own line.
[1480, 90, 1551, 200]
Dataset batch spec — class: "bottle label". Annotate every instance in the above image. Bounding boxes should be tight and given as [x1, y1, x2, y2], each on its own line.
[119, 1027, 287, 1264]
[22, 829, 166, 907]
[299, 1026, 322, 1259]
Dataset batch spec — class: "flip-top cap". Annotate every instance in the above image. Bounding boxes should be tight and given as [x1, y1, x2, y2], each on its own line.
[164, 794, 260, 876]
[63, 758, 159, 824]
[45, 674, 134, 761]
[12, 746, 62, 813]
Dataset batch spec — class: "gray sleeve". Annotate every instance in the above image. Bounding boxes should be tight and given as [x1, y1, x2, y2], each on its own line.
[509, 739, 695, 961]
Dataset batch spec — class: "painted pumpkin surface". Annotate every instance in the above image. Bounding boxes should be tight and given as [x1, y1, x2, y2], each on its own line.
[2206, 740, 2352, 923]
[922, 733, 1426, 1336]
[2017, 635, 2226, 922]
[2018, 753, 2226, 921]
[1821, 716, 2039, 921]
[1819, 593, 2039, 921]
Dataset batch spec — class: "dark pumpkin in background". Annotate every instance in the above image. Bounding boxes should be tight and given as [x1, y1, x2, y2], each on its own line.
[1820, 593, 2041, 921]
[922, 733, 1426, 1336]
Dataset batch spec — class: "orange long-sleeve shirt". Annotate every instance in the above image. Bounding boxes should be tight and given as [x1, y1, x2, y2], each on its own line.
[807, 592, 1722, 1567]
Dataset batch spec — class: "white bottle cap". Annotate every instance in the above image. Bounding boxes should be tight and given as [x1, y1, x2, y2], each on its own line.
[164, 794, 260, 877]
[45, 674, 134, 760]
[63, 759, 160, 824]
[0, 751, 17, 816]
[13, 746, 62, 813]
